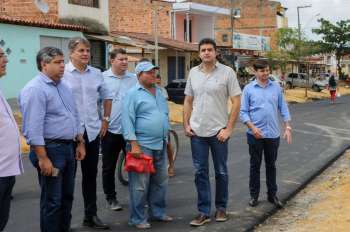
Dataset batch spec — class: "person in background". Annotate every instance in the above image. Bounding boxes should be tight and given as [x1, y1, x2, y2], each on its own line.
[0, 47, 23, 232]
[63, 37, 112, 230]
[101, 48, 137, 211]
[155, 74, 175, 177]
[328, 74, 338, 104]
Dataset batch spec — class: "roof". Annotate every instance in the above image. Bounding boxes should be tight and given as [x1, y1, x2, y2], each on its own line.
[110, 31, 198, 52]
[172, 2, 231, 16]
[0, 15, 87, 31]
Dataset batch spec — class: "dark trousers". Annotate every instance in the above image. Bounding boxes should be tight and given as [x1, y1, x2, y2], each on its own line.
[247, 133, 280, 199]
[190, 135, 229, 216]
[0, 176, 15, 231]
[29, 142, 76, 232]
[101, 131, 126, 201]
[81, 132, 100, 217]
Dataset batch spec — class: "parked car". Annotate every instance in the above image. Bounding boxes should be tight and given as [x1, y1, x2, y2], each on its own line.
[285, 73, 327, 92]
[165, 79, 187, 104]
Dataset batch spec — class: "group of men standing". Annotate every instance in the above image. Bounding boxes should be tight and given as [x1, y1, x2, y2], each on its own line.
[0, 36, 292, 231]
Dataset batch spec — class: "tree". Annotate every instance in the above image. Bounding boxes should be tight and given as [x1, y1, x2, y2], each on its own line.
[312, 19, 350, 78]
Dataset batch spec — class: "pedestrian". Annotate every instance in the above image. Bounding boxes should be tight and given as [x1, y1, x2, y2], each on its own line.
[63, 37, 113, 229]
[101, 48, 137, 211]
[155, 74, 175, 177]
[183, 38, 241, 226]
[0, 47, 23, 232]
[240, 60, 292, 209]
[19, 47, 85, 232]
[122, 61, 173, 229]
[328, 74, 338, 104]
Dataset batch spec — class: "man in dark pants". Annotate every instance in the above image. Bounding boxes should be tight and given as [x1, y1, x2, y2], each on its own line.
[240, 61, 292, 208]
[0, 47, 23, 232]
[63, 37, 113, 229]
[101, 48, 137, 210]
[19, 47, 85, 232]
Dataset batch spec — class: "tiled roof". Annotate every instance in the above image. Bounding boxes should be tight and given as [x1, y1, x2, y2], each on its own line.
[0, 15, 87, 31]
[111, 31, 198, 52]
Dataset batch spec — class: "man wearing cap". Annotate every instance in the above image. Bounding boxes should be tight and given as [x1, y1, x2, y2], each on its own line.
[122, 61, 172, 229]
[0, 47, 23, 232]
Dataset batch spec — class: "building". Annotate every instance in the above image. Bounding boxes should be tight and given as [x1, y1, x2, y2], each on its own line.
[0, 16, 85, 99]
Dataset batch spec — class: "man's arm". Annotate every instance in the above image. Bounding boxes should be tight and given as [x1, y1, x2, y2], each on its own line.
[100, 99, 112, 138]
[278, 87, 292, 144]
[183, 95, 195, 137]
[217, 95, 241, 142]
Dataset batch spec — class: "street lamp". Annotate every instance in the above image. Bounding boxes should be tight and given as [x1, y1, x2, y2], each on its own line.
[297, 4, 312, 98]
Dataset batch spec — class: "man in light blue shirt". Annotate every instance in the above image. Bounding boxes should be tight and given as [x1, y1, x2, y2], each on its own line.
[63, 37, 112, 229]
[122, 61, 172, 229]
[101, 48, 137, 211]
[240, 61, 292, 209]
[19, 47, 86, 232]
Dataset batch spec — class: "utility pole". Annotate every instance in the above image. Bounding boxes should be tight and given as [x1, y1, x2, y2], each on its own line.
[297, 5, 311, 97]
[152, 0, 159, 66]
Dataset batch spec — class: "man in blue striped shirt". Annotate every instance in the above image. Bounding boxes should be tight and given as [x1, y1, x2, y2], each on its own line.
[19, 47, 86, 232]
[240, 61, 292, 208]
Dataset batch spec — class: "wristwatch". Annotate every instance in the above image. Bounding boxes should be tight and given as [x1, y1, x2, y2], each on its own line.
[103, 116, 110, 123]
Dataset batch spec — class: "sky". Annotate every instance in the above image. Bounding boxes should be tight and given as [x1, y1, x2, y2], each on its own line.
[279, 0, 350, 40]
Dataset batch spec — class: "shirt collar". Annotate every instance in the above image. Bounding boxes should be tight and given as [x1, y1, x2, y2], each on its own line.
[253, 78, 273, 88]
[38, 72, 59, 85]
[66, 61, 90, 73]
[105, 68, 133, 79]
[198, 61, 220, 71]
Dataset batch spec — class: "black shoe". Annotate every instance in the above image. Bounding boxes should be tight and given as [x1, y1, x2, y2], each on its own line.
[107, 199, 123, 211]
[267, 196, 284, 209]
[83, 215, 110, 230]
[248, 198, 259, 207]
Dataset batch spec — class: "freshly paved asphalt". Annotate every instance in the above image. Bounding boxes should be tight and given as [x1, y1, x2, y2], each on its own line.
[5, 96, 350, 232]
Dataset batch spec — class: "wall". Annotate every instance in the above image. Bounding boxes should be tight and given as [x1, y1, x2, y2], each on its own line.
[58, 0, 109, 29]
[0, 23, 83, 99]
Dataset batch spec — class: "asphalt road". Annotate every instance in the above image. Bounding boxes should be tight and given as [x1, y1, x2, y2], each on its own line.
[5, 96, 350, 232]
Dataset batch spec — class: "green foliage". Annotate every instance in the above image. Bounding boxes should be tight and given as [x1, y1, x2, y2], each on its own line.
[59, 17, 108, 35]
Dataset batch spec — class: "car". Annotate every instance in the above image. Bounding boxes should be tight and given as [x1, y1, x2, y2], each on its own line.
[165, 79, 187, 104]
[285, 73, 327, 92]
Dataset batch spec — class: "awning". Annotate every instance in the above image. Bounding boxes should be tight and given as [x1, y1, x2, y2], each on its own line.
[172, 2, 231, 16]
[85, 34, 166, 50]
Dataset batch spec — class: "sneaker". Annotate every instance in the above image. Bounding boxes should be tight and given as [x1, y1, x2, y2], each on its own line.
[215, 210, 228, 222]
[248, 198, 259, 207]
[189, 214, 211, 226]
[107, 199, 123, 211]
[135, 222, 151, 229]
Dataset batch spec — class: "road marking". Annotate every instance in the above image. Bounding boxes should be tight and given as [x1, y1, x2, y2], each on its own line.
[304, 123, 350, 134]
[294, 129, 350, 141]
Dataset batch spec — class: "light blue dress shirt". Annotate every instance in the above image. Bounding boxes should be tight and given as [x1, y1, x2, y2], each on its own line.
[102, 69, 138, 134]
[240, 79, 291, 138]
[19, 73, 80, 146]
[122, 83, 169, 150]
[63, 62, 113, 142]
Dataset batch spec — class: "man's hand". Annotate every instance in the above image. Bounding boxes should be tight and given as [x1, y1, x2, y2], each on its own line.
[38, 157, 54, 176]
[252, 126, 263, 139]
[75, 142, 86, 161]
[217, 128, 232, 142]
[100, 120, 108, 138]
[130, 142, 142, 158]
[283, 128, 292, 144]
[184, 124, 195, 137]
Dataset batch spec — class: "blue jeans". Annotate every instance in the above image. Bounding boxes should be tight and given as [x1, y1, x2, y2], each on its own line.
[191, 135, 229, 216]
[29, 141, 76, 232]
[247, 133, 280, 199]
[127, 144, 168, 225]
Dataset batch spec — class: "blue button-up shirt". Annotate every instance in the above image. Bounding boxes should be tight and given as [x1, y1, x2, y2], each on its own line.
[63, 62, 113, 142]
[0, 88, 23, 177]
[122, 83, 169, 150]
[240, 79, 291, 138]
[19, 73, 80, 146]
[102, 69, 138, 134]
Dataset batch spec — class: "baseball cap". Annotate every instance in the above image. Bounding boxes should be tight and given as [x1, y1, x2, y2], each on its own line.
[135, 61, 159, 75]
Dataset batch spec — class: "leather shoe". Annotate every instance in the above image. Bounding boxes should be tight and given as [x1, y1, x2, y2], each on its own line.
[268, 196, 284, 208]
[83, 215, 110, 229]
[248, 198, 259, 207]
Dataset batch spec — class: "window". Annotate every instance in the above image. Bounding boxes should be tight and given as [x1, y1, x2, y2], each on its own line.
[68, 0, 99, 8]
[222, 34, 228, 42]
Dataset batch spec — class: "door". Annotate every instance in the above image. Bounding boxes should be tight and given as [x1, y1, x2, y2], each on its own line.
[167, 56, 185, 83]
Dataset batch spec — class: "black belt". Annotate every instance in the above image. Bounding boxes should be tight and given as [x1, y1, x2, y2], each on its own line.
[44, 139, 74, 144]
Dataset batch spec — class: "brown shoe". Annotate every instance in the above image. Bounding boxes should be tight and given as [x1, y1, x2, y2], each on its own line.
[215, 210, 228, 222]
[168, 166, 175, 177]
[189, 214, 211, 226]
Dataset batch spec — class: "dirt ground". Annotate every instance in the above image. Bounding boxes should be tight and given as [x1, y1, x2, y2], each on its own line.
[255, 150, 350, 232]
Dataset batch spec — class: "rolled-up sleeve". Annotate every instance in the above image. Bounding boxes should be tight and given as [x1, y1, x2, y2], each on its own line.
[184, 73, 193, 96]
[278, 89, 291, 122]
[99, 72, 114, 100]
[228, 69, 242, 97]
[122, 92, 137, 141]
[240, 87, 251, 124]
[19, 87, 46, 146]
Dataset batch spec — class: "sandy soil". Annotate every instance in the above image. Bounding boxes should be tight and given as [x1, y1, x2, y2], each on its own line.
[255, 150, 350, 232]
